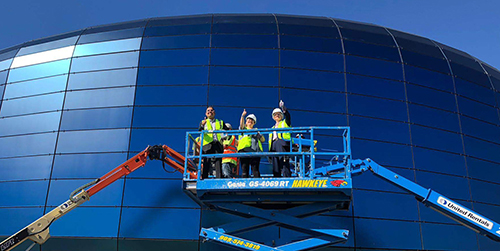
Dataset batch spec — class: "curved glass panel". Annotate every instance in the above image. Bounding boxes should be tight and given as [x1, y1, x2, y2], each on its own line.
[0, 133, 57, 158]
[282, 50, 343, 71]
[0, 58, 13, 71]
[281, 36, 341, 53]
[71, 51, 139, 73]
[60, 107, 133, 130]
[349, 94, 408, 122]
[211, 49, 278, 67]
[138, 66, 208, 86]
[142, 35, 209, 50]
[347, 74, 405, 101]
[346, 55, 403, 80]
[140, 49, 209, 67]
[73, 37, 141, 57]
[0, 111, 61, 137]
[210, 66, 277, 87]
[78, 27, 144, 44]
[64, 87, 135, 109]
[144, 24, 211, 37]
[281, 68, 344, 92]
[401, 50, 450, 74]
[344, 40, 400, 62]
[52, 153, 128, 179]
[4, 75, 67, 99]
[0, 156, 53, 181]
[17, 36, 78, 57]
[8, 59, 71, 83]
[56, 129, 130, 153]
[212, 34, 277, 49]
[213, 23, 277, 34]
[0, 92, 64, 117]
[135, 85, 207, 106]
[68, 68, 137, 90]
[12, 46, 75, 69]
[404, 65, 454, 92]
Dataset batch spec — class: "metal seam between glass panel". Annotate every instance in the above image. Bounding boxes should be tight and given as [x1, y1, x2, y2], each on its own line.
[117, 19, 149, 243]
[383, 26, 426, 250]
[476, 61, 500, 125]
[272, 14, 281, 101]
[205, 15, 214, 107]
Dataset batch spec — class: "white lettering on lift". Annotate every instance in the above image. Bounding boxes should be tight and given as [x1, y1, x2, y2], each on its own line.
[227, 181, 246, 188]
[438, 196, 492, 230]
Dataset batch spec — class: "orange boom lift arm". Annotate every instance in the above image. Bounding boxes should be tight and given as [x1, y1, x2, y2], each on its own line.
[0, 145, 196, 251]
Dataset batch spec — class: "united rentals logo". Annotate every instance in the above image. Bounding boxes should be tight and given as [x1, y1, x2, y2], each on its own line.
[437, 196, 492, 230]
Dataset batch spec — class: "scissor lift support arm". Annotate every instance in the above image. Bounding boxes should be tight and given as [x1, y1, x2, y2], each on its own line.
[0, 145, 196, 251]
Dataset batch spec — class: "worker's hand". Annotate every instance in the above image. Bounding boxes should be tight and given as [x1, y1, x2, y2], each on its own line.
[201, 117, 207, 126]
[279, 100, 286, 111]
[242, 109, 247, 117]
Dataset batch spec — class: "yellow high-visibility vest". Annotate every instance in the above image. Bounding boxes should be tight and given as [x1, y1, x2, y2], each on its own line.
[203, 119, 224, 146]
[268, 120, 291, 150]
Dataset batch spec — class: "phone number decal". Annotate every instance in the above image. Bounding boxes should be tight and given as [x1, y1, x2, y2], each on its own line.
[218, 235, 261, 250]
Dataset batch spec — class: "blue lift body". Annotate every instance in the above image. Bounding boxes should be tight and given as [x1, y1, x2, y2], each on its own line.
[182, 126, 500, 250]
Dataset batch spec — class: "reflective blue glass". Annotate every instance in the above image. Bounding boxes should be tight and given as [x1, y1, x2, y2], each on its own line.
[463, 136, 500, 163]
[460, 116, 500, 144]
[132, 106, 204, 128]
[56, 129, 130, 153]
[347, 74, 405, 101]
[129, 129, 188, 153]
[415, 170, 470, 200]
[442, 49, 483, 72]
[349, 95, 408, 122]
[451, 62, 490, 87]
[213, 23, 277, 34]
[353, 190, 419, 220]
[17, 36, 78, 56]
[211, 49, 278, 67]
[344, 40, 400, 62]
[78, 27, 144, 44]
[0, 70, 7, 83]
[455, 78, 496, 106]
[281, 36, 342, 53]
[0, 112, 61, 137]
[0, 208, 44, 236]
[64, 87, 135, 109]
[210, 66, 277, 87]
[281, 88, 345, 113]
[470, 179, 500, 205]
[281, 50, 343, 71]
[135, 86, 207, 106]
[458, 97, 499, 125]
[291, 110, 347, 127]
[0, 181, 48, 206]
[213, 14, 275, 23]
[0, 58, 12, 71]
[0, 92, 64, 117]
[340, 28, 395, 47]
[408, 104, 460, 132]
[140, 49, 209, 67]
[73, 37, 142, 57]
[141, 35, 209, 50]
[411, 125, 464, 153]
[404, 65, 454, 92]
[406, 84, 457, 112]
[50, 207, 120, 237]
[144, 24, 211, 37]
[149, 15, 211, 26]
[8, 59, 70, 83]
[352, 138, 413, 169]
[421, 223, 478, 251]
[123, 179, 198, 208]
[281, 69, 344, 92]
[212, 34, 277, 49]
[3, 75, 67, 99]
[47, 179, 123, 206]
[71, 51, 139, 72]
[68, 68, 137, 90]
[278, 24, 339, 38]
[354, 218, 422, 250]
[466, 157, 500, 183]
[119, 208, 200, 239]
[0, 47, 20, 62]
[350, 116, 410, 144]
[138, 66, 207, 86]
[60, 107, 133, 130]
[0, 156, 52, 181]
[394, 37, 443, 59]
[52, 153, 128, 179]
[346, 56, 403, 80]
[209, 86, 277, 108]
[401, 49, 450, 74]
[0, 133, 57, 158]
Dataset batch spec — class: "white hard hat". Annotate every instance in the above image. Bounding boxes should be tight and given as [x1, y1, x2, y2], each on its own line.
[272, 108, 283, 118]
[225, 123, 232, 129]
[246, 114, 257, 124]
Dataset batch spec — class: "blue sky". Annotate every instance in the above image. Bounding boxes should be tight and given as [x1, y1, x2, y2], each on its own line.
[2, 0, 499, 69]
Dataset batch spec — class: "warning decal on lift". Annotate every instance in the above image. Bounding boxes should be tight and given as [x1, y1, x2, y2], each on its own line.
[438, 196, 493, 230]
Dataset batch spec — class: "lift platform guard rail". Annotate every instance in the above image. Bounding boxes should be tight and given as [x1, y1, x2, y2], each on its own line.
[1, 126, 499, 251]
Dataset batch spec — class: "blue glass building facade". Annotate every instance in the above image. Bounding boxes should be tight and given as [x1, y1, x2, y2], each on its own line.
[0, 14, 500, 250]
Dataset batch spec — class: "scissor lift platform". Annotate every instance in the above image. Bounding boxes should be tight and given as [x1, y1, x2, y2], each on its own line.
[182, 127, 353, 250]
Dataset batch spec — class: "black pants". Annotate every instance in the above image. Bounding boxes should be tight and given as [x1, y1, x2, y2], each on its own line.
[201, 141, 223, 179]
[270, 139, 291, 177]
[239, 148, 261, 178]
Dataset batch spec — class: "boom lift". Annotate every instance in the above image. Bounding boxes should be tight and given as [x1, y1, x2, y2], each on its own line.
[1, 127, 499, 251]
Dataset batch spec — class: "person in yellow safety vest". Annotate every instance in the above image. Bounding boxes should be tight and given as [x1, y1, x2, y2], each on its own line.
[238, 109, 265, 178]
[269, 100, 292, 177]
[221, 123, 238, 178]
[199, 106, 230, 179]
